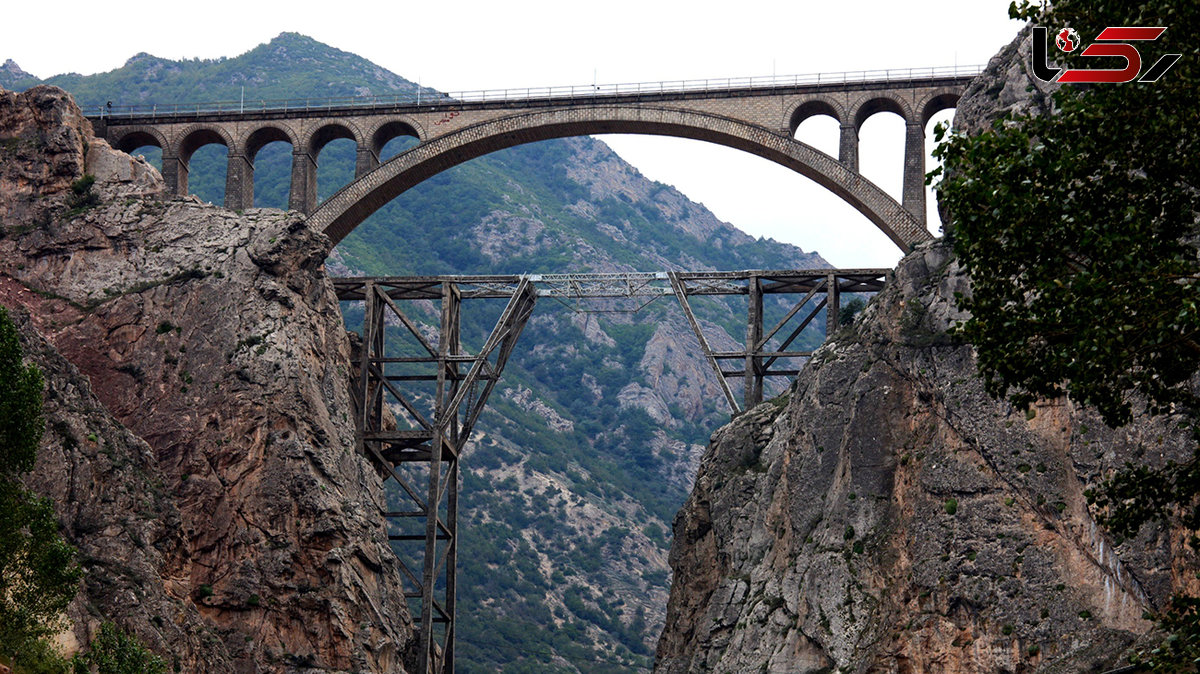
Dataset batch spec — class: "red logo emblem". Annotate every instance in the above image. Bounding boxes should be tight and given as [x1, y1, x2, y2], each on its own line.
[1056, 27, 1080, 52]
[1032, 26, 1181, 84]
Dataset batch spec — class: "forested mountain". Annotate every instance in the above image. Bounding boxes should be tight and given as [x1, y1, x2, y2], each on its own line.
[4, 33, 832, 672]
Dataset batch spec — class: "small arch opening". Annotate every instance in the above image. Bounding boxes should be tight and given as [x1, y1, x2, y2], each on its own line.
[380, 136, 420, 163]
[790, 101, 843, 160]
[114, 130, 164, 173]
[921, 93, 961, 128]
[856, 109, 906, 203]
[179, 129, 229, 205]
[925, 107, 958, 234]
[373, 121, 421, 162]
[310, 124, 358, 204]
[252, 142, 293, 209]
[853, 97, 909, 131]
[316, 138, 358, 204]
[128, 146, 162, 173]
[792, 115, 840, 158]
[246, 126, 295, 209]
[185, 146, 228, 205]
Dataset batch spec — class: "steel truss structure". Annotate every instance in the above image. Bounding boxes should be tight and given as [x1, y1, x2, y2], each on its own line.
[332, 267, 888, 673]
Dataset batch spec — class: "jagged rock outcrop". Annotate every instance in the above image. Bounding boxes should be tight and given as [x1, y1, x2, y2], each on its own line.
[2, 59, 31, 79]
[655, 31, 1197, 674]
[952, 26, 1058, 136]
[1, 85, 413, 672]
[0, 85, 90, 229]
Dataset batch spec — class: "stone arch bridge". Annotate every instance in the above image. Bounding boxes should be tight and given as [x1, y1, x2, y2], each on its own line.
[88, 66, 979, 252]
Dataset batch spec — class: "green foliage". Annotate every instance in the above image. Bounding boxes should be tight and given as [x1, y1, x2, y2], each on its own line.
[71, 622, 166, 674]
[0, 307, 43, 475]
[1128, 596, 1200, 668]
[933, 0, 1199, 669]
[65, 174, 99, 216]
[69, 175, 94, 196]
[935, 1, 1200, 428]
[937, 0, 1200, 527]
[838, 297, 866, 326]
[0, 306, 81, 669]
[943, 498, 958, 516]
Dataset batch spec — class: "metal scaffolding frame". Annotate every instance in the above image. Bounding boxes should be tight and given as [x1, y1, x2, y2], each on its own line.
[667, 269, 890, 413]
[333, 267, 888, 673]
[339, 277, 537, 673]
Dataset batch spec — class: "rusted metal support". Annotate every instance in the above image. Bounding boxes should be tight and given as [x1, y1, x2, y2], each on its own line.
[826, 272, 841, 336]
[348, 277, 537, 674]
[658, 270, 888, 414]
[669, 272, 741, 414]
[744, 275, 764, 408]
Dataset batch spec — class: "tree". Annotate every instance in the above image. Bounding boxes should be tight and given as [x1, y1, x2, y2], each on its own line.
[0, 305, 81, 670]
[932, 0, 1199, 667]
[838, 297, 866, 326]
[70, 623, 167, 674]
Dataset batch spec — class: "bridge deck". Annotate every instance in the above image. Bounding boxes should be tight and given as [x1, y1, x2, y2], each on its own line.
[333, 269, 891, 301]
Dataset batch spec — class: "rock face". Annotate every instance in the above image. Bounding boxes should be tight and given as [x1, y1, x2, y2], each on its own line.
[952, 26, 1059, 136]
[1, 85, 413, 672]
[13, 308, 233, 669]
[0, 86, 90, 229]
[654, 31, 1197, 674]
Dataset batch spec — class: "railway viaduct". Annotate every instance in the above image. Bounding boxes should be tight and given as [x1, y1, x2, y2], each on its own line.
[88, 66, 979, 252]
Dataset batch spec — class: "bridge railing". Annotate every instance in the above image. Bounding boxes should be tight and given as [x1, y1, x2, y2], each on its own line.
[92, 64, 983, 119]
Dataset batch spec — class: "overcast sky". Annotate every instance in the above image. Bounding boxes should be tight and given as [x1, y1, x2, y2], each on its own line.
[4, 0, 1023, 267]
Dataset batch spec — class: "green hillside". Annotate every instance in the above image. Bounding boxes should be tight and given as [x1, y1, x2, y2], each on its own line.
[4, 33, 834, 673]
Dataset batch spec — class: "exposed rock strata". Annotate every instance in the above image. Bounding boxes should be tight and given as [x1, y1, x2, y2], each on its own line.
[1, 85, 412, 672]
[655, 31, 1196, 674]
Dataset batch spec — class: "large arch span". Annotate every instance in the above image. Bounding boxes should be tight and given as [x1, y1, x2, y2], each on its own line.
[308, 106, 933, 250]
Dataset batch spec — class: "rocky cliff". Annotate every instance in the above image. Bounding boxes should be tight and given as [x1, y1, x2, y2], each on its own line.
[1, 85, 413, 672]
[654, 31, 1198, 674]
